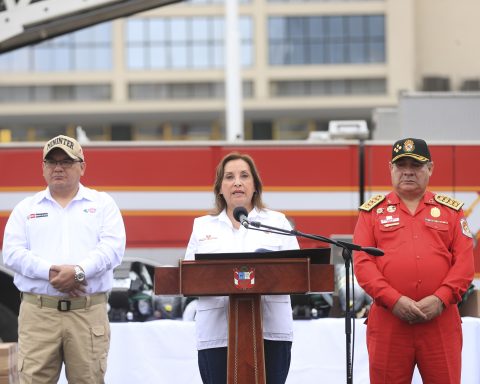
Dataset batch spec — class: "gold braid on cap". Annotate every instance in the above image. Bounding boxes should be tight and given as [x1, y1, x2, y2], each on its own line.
[391, 153, 429, 163]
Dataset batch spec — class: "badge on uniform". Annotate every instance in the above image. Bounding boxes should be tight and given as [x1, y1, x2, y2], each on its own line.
[430, 207, 441, 218]
[380, 215, 400, 227]
[27, 212, 48, 220]
[376, 207, 384, 214]
[199, 234, 218, 241]
[387, 205, 396, 213]
[460, 218, 473, 238]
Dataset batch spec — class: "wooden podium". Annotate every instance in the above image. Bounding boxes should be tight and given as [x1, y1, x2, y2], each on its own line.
[154, 249, 333, 384]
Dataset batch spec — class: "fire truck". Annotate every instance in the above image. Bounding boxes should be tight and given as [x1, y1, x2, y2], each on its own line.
[1, 140, 479, 339]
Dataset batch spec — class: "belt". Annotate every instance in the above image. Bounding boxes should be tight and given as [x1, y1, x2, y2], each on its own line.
[21, 292, 108, 311]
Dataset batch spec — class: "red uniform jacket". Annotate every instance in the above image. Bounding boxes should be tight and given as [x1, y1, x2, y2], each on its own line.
[353, 191, 474, 310]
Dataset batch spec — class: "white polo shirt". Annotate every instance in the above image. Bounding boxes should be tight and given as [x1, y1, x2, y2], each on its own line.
[3, 184, 126, 296]
[184, 208, 299, 350]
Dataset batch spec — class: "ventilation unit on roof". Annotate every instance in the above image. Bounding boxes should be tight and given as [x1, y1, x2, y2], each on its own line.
[422, 76, 451, 92]
[460, 79, 480, 91]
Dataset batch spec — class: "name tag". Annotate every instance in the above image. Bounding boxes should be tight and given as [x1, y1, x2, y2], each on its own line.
[380, 216, 399, 225]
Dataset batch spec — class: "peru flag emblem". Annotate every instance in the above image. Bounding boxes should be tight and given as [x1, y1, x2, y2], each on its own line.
[233, 267, 255, 290]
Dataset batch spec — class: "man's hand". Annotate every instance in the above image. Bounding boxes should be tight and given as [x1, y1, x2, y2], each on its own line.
[392, 295, 428, 323]
[49, 265, 60, 281]
[49, 264, 87, 296]
[415, 295, 444, 322]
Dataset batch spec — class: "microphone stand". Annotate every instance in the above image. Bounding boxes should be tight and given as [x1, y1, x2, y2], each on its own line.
[245, 221, 381, 384]
[341, 245, 354, 384]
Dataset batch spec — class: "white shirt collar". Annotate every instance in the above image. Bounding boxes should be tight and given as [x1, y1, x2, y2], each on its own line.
[35, 183, 93, 204]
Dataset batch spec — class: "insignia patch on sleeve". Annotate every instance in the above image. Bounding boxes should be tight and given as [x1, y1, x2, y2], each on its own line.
[434, 194, 464, 211]
[460, 218, 473, 238]
[359, 194, 385, 212]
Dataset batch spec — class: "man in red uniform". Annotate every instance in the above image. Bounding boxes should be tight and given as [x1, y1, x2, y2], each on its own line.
[353, 138, 474, 384]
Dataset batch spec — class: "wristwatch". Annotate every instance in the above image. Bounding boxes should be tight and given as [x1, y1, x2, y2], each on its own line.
[74, 265, 85, 283]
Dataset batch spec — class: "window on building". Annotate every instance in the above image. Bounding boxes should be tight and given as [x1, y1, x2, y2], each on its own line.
[275, 120, 313, 140]
[126, 16, 253, 69]
[31, 126, 67, 141]
[0, 85, 111, 102]
[128, 81, 253, 100]
[132, 122, 224, 140]
[79, 126, 110, 140]
[134, 125, 164, 140]
[270, 78, 386, 96]
[269, 15, 385, 65]
[169, 122, 224, 140]
[1, 86, 30, 102]
[0, 23, 112, 72]
[247, 121, 273, 140]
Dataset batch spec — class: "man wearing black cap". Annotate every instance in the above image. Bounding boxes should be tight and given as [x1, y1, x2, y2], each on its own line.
[353, 138, 474, 384]
[3, 135, 126, 384]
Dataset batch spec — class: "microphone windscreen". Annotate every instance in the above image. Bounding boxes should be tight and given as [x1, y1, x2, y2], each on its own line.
[233, 206, 248, 223]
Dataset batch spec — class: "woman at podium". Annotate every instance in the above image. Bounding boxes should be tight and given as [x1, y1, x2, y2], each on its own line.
[185, 152, 300, 384]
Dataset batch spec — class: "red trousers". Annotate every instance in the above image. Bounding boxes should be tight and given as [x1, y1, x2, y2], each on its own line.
[366, 303, 462, 384]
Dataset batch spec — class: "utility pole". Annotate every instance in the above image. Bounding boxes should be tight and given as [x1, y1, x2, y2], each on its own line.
[225, 0, 244, 141]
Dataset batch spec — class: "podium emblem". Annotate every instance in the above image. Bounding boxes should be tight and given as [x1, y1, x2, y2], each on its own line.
[234, 267, 255, 290]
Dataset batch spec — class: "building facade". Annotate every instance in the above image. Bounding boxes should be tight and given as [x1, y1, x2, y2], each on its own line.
[0, 0, 478, 142]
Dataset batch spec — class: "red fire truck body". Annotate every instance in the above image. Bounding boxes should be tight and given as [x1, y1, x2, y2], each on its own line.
[0, 141, 479, 273]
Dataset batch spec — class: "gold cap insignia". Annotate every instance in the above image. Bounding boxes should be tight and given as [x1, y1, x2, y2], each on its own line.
[403, 139, 415, 153]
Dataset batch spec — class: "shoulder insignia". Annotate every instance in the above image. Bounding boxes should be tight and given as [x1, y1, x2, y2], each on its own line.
[460, 218, 473, 238]
[359, 194, 385, 212]
[434, 194, 464, 211]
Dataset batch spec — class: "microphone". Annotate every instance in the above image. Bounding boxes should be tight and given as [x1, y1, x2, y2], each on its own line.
[233, 206, 250, 228]
[361, 247, 384, 257]
[336, 240, 384, 257]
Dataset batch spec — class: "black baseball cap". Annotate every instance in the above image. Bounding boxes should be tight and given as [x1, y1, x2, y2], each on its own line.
[391, 138, 431, 163]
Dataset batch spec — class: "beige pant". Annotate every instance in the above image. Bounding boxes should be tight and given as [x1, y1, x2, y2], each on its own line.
[18, 299, 110, 384]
